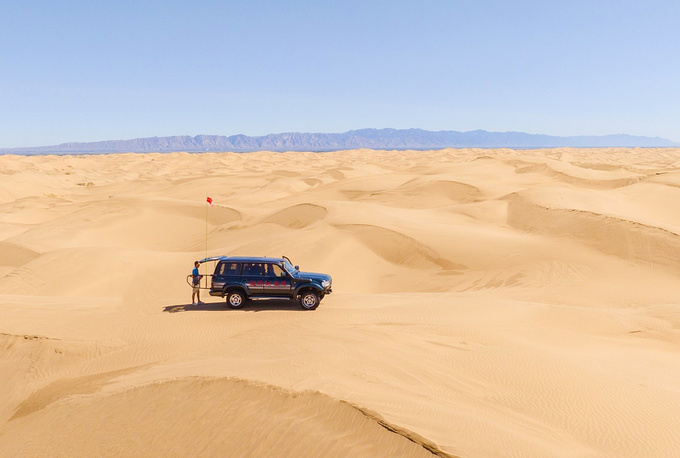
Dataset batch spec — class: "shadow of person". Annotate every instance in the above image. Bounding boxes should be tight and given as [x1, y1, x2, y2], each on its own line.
[163, 302, 225, 313]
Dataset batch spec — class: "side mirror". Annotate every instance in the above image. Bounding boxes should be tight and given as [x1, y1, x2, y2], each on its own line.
[295, 265, 299, 270]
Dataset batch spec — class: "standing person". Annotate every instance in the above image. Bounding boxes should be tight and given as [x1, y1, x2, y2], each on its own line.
[191, 261, 204, 305]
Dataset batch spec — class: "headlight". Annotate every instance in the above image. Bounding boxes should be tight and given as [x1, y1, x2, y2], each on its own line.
[322, 280, 331, 288]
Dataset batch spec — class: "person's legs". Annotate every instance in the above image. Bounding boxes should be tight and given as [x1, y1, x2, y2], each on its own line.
[192, 286, 203, 305]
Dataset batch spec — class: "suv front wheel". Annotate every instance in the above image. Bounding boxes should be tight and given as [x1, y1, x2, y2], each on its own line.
[226, 290, 246, 309]
[299, 291, 320, 310]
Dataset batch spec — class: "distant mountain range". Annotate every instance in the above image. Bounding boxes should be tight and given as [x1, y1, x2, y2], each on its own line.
[2, 129, 678, 154]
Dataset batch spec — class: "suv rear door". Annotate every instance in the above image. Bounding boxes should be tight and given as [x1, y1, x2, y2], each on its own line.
[242, 262, 265, 295]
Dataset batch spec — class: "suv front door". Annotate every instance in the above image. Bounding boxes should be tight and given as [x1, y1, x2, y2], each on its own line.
[263, 262, 293, 297]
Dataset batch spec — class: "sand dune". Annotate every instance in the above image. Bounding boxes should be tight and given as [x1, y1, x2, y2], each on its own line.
[2, 377, 451, 457]
[2, 148, 680, 457]
[507, 192, 680, 272]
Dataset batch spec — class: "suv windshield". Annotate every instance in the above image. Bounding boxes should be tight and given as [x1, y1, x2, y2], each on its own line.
[282, 259, 297, 275]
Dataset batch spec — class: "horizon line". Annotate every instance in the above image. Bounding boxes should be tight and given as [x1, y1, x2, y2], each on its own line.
[2, 127, 679, 151]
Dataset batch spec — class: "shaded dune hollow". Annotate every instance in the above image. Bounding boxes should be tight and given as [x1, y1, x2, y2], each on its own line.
[2, 377, 454, 458]
[336, 224, 463, 271]
[0, 242, 40, 267]
[263, 203, 328, 229]
[507, 193, 680, 272]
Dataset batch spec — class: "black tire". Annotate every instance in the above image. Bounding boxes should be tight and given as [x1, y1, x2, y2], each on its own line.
[226, 290, 246, 309]
[299, 291, 320, 310]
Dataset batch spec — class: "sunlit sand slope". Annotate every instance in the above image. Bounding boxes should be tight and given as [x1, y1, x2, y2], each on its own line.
[1, 148, 680, 457]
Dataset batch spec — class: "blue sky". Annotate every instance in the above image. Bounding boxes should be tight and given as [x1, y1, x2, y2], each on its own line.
[1, 0, 679, 147]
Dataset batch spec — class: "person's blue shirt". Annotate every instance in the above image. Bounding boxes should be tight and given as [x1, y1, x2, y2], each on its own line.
[192, 267, 200, 285]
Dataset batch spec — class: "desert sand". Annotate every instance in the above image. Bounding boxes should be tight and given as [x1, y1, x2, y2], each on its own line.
[1, 148, 680, 457]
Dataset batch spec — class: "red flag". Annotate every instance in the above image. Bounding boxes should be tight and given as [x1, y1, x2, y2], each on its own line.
[206, 197, 214, 207]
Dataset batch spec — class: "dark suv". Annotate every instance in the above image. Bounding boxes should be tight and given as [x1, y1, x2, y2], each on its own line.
[203, 256, 332, 310]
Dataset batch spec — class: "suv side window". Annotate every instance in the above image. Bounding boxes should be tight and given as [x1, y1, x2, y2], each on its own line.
[243, 263, 265, 276]
[218, 262, 241, 276]
[265, 263, 287, 277]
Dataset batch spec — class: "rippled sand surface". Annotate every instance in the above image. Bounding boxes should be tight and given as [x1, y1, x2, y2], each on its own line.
[2, 148, 680, 457]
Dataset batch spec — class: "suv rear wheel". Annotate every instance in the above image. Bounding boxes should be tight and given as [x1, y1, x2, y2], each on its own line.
[226, 290, 246, 309]
[299, 291, 320, 310]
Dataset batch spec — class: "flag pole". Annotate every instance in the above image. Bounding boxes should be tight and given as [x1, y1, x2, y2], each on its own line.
[205, 198, 208, 277]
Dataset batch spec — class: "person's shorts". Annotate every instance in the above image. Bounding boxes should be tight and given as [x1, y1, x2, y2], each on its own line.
[193, 285, 200, 293]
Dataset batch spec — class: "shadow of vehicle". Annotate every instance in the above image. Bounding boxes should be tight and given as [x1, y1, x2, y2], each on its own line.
[162, 299, 305, 313]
